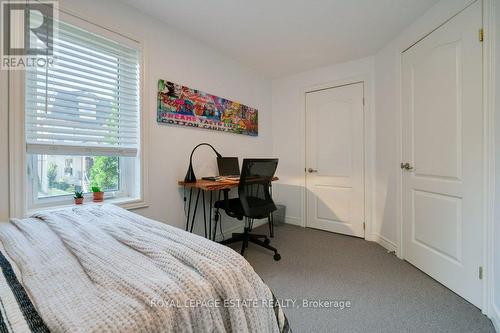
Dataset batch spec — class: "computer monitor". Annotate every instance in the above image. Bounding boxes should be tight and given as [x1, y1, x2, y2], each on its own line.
[217, 157, 240, 177]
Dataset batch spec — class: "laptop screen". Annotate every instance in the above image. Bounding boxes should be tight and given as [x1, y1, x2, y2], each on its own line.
[217, 157, 240, 176]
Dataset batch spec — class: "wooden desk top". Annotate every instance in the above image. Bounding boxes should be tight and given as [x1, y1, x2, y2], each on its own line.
[178, 176, 279, 191]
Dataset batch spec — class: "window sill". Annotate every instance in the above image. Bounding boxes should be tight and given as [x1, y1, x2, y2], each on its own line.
[27, 197, 148, 216]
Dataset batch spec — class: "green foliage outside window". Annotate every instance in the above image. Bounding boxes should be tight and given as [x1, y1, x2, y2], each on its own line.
[89, 156, 119, 190]
[88, 101, 120, 191]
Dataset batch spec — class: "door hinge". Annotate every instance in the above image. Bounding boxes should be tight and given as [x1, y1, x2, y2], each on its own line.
[362, 97, 365, 106]
[479, 266, 483, 280]
[363, 222, 365, 230]
[479, 28, 484, 42]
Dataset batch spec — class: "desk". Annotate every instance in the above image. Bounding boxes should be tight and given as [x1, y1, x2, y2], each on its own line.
[178, 177, 278, 240]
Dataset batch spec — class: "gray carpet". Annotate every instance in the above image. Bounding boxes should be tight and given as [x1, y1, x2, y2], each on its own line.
[234, 224, 495, 333]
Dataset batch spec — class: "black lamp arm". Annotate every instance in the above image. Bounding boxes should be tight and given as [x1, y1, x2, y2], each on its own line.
[184, 143, 222, 183]
[189, 143, 222, 162]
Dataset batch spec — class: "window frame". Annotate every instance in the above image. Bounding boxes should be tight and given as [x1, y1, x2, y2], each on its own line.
[8, 10, 148, 217]
[26, 155, 136, 211]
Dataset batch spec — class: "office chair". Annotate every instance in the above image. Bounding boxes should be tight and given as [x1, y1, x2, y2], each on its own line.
[214, 158, 281, 261]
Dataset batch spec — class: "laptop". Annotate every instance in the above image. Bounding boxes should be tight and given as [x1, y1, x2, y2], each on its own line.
[217, 157, 240, 178]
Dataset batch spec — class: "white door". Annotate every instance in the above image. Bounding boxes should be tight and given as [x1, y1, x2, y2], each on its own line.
[305, 83, 364, 237]
[401, 1, 483, 307]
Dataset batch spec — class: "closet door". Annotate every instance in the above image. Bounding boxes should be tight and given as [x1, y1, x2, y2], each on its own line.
[305, 82, 365, 237]
[401, 1, 483, 307]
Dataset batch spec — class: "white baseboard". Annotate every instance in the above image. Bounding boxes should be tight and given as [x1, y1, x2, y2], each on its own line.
[366, 233, 397, 252]
[213, 219, 268, 242]
[491, 304, 500, 333]
[283, 215, 302, 226]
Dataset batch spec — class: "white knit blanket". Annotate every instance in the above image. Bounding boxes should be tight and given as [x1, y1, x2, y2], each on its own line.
[0, 205, 280, 333]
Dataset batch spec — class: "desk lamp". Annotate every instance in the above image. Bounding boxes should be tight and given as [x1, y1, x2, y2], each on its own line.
[184, 143, 222, 183]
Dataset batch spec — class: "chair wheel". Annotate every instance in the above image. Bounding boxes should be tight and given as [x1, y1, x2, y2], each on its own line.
[264, 238, 270, 245]
[273, 253, 281, 261]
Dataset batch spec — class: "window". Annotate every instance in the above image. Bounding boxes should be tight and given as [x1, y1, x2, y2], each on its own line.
[36, 155, 123, 198]
[64, 158, 73, 176]
[25, 17, 141, 209]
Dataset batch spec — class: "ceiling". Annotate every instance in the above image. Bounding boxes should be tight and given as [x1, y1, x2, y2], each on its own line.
[122, 0, 439, 78]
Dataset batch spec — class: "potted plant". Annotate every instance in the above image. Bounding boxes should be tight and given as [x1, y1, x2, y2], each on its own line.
[92, 186, 104, 202]
[74, 191, 84, 205]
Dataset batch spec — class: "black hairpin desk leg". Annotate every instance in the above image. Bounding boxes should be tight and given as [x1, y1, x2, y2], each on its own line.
[269, 183, 275, 238]
[202, 190, 207, 238]
[213, 190, 222, 240]
[185, 188, 193, 231]
[185, 188, 218, 241]
[189, 189, 201, 233]
[208, 191, 213, 240]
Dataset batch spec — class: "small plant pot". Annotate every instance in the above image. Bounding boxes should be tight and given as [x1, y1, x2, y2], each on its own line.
[74, 198, 84, 205]
[92, 192, 104, 202]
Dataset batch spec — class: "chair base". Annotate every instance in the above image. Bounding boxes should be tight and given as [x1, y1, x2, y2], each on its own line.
[220, 227, 281, 261]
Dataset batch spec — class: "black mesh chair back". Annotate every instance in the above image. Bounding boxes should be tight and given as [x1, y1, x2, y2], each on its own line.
[238, 159, 278, 218]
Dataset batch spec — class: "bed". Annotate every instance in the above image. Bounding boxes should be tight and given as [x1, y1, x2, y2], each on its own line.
[0, 204, 290, 333]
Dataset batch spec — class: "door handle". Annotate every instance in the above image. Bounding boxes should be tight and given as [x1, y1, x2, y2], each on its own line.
[400, 162, 413, 170]
[307, 168, 318, 173]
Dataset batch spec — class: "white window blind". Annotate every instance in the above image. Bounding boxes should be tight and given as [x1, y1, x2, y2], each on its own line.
[25, 19, 140, 157]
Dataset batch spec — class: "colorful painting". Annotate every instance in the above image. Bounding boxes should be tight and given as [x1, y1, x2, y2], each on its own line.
[157, 79, 258, 136]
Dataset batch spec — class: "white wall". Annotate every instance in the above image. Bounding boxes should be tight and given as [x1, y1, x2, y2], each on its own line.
[373, 0, 475, 251]
[493, 0, 500, 328]
[271, 0, 478, 252]
[0, 67, 8, 221]
[376, 0, 500, 321]
[1, 0, 273, 233]
[0, 0, 497, 319]
[271, 1, 498, 321]
[271, 56, 375, 227]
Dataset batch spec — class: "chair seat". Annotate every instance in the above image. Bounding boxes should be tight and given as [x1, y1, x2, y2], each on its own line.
[214, 197, 276, 219]
[214, 198, 244, 218]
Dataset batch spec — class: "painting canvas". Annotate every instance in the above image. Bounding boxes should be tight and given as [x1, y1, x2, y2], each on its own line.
[157, 79, 258, 136]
